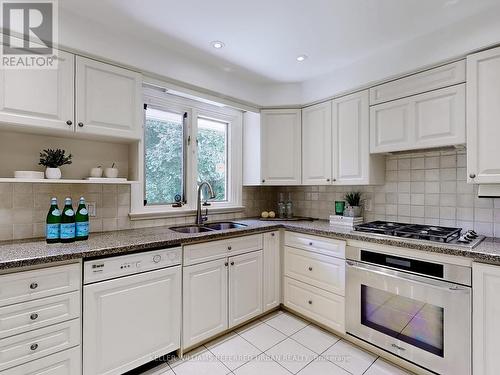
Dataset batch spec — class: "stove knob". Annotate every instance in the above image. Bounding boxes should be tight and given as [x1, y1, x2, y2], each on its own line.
[153, 255, 161, 263]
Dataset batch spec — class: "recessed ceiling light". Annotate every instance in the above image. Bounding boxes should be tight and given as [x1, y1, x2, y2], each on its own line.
[211, 41, 225, 49]
[296, 55, 308, 62]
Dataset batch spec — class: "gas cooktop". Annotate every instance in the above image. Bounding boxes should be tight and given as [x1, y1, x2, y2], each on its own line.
[354, 221, 484, 248]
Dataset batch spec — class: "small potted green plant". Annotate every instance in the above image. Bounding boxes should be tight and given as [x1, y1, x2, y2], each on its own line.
[344, 191, 362, 217]
[39, 149, 72, 179]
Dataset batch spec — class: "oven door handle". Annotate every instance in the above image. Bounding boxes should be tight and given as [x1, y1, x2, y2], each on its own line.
[346, 260, 470, 293]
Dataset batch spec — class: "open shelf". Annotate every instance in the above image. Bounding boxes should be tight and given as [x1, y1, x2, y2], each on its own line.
[0, 178, 140, 184]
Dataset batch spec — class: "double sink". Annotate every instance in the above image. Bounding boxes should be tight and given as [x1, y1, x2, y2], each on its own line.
[169, 221, 248, 234]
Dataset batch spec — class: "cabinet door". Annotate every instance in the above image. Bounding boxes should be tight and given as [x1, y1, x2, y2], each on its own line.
[370, 99, 413, 153]
[302, 102, 332, 185]
[263, 231, 280, 311]
[183, 259, 228, 348]
[229, 250, 263, 328]
[261, 109, 301, 185]
[473, 262, 500, 375]
[76, 56, 142, 140]
[0, 50, 74, 133]
[413, 84, 465, 149]
[333, 90, 384, 185]
[467, 47, 500, 184]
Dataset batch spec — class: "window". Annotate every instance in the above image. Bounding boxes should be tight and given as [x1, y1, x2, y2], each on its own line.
[197, 117, 228, 201]
[134, 87, 243, 218]
[144, 107, 185, 205]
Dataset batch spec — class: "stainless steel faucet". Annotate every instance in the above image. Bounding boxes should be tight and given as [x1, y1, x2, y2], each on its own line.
[196, 181, 216, 225]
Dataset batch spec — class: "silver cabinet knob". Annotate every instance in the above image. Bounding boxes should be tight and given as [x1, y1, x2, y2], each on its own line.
[228, 246, 232, 250]
[30, 282, 38, 290]
[224, 262, 228, 267]
[308, 242, 313, 246]
[230, 261, 235, 266]
[261, 179, 265, 183]
[308, 300, 313, 305]
[326, 178, 330, 182]
[30, 343, 38, 351]
[469, 173, 476, 179]
[30, 313, 38, 320]
[66, 120, 72, 126]
[308, 266, 313, 271]
[271, 232, 275, 237]
[333, 178, 337, 182]
[78, 122, 84, 127]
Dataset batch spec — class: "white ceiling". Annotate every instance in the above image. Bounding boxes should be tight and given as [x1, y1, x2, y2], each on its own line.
[59, 0, 500, 106]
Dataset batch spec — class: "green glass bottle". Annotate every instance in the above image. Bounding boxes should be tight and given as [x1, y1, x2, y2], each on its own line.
[60, 197, 75, 243]
[45, 197, 61, 244]
[75, 197, 89, 241]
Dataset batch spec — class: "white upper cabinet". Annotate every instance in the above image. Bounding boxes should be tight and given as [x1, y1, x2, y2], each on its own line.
[0, 50, 74, 133]
[76, 57, 142, 140]
[369, 60, 465, 105]
[261, 109, 302, 185]
[302, 102, 332, 185]
[370, 84, 465, 153]
[333, 91, 384, 185]
[466, 47, 500, 184]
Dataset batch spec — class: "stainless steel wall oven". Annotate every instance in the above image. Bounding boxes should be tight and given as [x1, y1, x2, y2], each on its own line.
[346, 247, 471, 375]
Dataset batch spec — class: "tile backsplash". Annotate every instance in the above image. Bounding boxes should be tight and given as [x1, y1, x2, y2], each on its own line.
[1, 148, 499, 241]
[260, 149, 500, 237]
[0, 183, 251, 241]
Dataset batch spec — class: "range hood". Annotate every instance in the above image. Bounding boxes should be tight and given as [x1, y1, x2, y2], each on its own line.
[478, 185, 500, 198]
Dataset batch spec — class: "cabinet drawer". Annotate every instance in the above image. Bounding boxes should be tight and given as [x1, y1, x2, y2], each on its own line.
[184, 234, 263, 266]
[1, 346, 81, 375]
[0, 264, 81, 307]
[284, 232, 345, 258]
[227, 234, 263, 256]
[284, 277, 345, 333]
[284, 246, 345, 295]
[369, 60, 465, 105]
[0, 319, 80, 371]
[0, 292, 80, 339]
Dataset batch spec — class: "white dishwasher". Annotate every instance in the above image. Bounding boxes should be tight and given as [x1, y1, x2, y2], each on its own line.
[83, 247, 181, 375]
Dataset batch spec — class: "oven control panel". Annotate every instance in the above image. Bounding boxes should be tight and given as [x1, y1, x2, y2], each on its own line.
[83, 247, 181, 284]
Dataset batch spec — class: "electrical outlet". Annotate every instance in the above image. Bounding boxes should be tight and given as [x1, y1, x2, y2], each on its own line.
[364, 199, 373, 212]
[86, 202, 97, 217]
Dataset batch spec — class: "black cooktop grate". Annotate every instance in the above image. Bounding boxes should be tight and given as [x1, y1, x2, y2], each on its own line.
[354, 221, 462, 243]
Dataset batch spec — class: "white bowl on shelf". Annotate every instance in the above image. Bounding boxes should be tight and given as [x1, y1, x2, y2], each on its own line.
[14, 171, 44, 179]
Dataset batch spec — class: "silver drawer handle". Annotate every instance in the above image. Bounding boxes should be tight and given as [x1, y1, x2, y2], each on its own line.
[30, 343, 38, 351]
[30, 313, 39, 321]
[30, 282, 38, 290]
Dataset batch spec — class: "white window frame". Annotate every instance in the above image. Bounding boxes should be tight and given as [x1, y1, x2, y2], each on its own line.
[130, 86, 243, 219]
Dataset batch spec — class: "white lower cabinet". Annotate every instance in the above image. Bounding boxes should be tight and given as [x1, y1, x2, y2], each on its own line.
[473, 262, 500, 375]
[283, 232, 346, 333]
[229, 251, 263, 328]
[284, 277, 345, 333]
[263, 231, 281, 312]
[183, 234, 274, 349]
[1, 346, 81, 375]
[183, 259, 229, 349]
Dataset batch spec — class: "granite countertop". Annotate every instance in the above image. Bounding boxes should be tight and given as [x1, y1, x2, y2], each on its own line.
[1, 218, 500, 270]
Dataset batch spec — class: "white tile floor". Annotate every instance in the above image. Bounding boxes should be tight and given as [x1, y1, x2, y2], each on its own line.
[144, 310, 413, 375]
